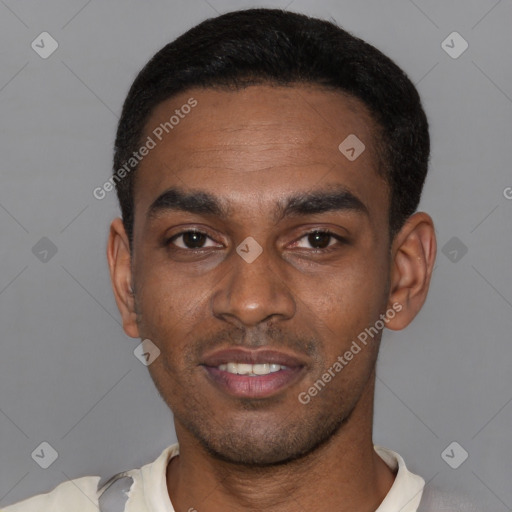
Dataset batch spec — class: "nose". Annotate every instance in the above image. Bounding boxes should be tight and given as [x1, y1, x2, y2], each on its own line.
[211, 241, 296, 328]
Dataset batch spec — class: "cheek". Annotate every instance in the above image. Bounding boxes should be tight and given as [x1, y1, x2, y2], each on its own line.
[299, 254, 389, 333]
[136, 260, 201, 320]
[133, 271, 199, 369]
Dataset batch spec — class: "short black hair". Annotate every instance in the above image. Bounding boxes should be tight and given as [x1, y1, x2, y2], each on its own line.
[113, 8, 429, 246]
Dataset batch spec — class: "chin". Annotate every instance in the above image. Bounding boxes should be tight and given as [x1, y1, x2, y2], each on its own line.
[191, 411, 349, 468]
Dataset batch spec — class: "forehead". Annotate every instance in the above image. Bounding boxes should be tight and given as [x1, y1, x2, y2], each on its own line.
[133, 84, 387, 224]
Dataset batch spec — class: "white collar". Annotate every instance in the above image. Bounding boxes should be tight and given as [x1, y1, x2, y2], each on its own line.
[374, 445, 425, 512]
[136, 443, 424, 512]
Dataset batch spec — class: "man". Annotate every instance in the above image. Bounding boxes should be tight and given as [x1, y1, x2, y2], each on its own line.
[5, 7, 477, 512]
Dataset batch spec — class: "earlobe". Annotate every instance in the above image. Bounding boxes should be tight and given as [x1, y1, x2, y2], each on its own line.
[107, 218, 140, 338]
[386, 212, 437, 331]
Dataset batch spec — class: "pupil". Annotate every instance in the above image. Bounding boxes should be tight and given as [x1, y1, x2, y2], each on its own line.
[184, 231, 206, 248]
[180, 232, 331, 249]
[309, 231, 330, 249]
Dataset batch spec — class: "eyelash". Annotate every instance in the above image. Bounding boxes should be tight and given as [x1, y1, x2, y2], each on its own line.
[165, 229, 347, 253]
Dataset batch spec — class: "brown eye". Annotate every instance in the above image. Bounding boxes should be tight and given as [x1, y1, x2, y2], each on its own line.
[168, 230, 217, 250]
[307, 231, 332, 249]
[294, 230, 345, 250]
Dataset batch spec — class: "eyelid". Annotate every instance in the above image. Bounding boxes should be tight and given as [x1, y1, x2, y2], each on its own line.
[289, 229, 347, 250]
[166, 228, 222, 249]
[165, 227, 347, 251]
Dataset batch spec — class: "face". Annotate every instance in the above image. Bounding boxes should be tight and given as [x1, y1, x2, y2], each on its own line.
[126, 84, 394, 465]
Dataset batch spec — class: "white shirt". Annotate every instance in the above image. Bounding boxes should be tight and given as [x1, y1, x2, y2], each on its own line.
[2, 443, 433, 511]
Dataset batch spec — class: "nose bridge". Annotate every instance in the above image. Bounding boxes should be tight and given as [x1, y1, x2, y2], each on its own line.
[212, 240, 295, 327]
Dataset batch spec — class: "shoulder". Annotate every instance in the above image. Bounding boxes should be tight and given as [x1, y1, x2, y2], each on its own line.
[2, 444, 179, 512]
[2, 475, 101, 512]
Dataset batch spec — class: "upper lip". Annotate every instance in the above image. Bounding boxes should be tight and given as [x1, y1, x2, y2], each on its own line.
[201, 348, 306, 368]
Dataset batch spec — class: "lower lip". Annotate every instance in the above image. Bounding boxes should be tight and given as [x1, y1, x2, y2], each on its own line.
[203, 366, 304, 399]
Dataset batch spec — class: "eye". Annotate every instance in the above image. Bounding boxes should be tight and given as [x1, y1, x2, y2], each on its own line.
[292, 230, 346, 251]
[165, 228, 346, 253]
[167, 230, 220, 250]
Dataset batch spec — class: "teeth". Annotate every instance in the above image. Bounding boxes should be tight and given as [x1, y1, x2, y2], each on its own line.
[252, 363, 269, 375]
[217, 362, 288, 376]
[237, 363, 253, 375]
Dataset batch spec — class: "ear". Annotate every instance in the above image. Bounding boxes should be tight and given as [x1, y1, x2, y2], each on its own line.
[386, 212, 436, 330]
[107, 217, 140, 338]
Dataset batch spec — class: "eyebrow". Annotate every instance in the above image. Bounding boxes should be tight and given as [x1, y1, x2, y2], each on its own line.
[146, 184, 369, 223]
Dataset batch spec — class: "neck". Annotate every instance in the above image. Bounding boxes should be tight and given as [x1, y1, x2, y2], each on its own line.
[166, 372, 395, 512]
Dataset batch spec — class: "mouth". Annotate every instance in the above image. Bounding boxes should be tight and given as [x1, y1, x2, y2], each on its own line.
[217, 362, 289, 376]
[201, 348, 307, 399]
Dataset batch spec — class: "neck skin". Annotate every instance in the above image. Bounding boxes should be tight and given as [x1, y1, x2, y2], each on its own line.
[166, 371, 396, 512]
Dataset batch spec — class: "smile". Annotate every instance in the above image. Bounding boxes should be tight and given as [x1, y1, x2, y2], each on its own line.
[201, 347, 307, 398]
[217, 362, 288, 376]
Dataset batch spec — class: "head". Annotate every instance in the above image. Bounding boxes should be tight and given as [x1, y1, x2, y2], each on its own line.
[107, 8, 436, 466]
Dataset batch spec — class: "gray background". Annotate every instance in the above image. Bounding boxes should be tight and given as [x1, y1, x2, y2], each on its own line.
[1, 0, 511, 509]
